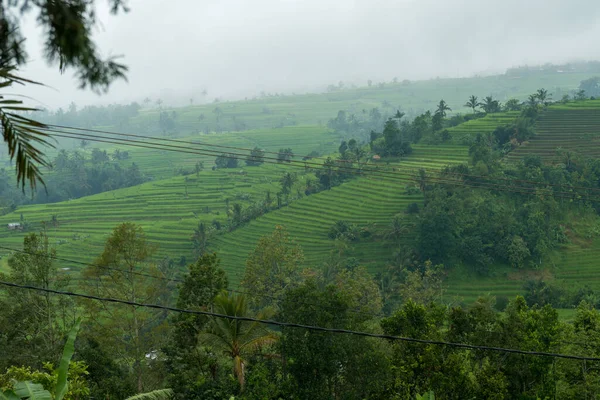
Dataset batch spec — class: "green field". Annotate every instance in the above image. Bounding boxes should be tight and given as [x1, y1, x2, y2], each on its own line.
[212, 143, 470, 284]
[446, 111, 521, 141]
[0, 142, 469, 282]
[114, 72, 590, 136]
[507, 100, 600, 163]
[2, 70, 600, 303]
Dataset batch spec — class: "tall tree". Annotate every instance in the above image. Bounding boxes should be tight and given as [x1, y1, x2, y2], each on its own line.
[81, 223, 167, 392]
[199, 292, 277, 390]
[241, 226, 305, 309]
[245, 147, 265, 166]
[464, 95, 480, 113]
[481, 96, 501, 113]
[165, 253, 228, 399]
[0, 232, 76, 369]
[435, 99, 452, 118]
[536, 88, 551, 105]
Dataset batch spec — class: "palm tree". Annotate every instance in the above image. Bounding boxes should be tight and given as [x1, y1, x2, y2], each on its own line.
[394, 109, 405, 123]
[536, 88, 551, 105]
[199, 292, 277, 389]
[481, 96, 500, 113]
[385, 215, 412, 243]
[464, 95, 479, 113]
[527, 94, 538, 107]
[435, 99, 451, 118]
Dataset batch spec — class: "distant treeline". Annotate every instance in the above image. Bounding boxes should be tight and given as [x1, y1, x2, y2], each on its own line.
[0, 148, 148, 213]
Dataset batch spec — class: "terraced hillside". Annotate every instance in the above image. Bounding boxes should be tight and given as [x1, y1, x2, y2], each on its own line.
[445, 210, 600, 305]
[212, 144, 469, 285]
[53, 71, 590, 137]
[507, 100, 600, 163]
[0, 143, 469, 282]
[446, 111, 520, 141]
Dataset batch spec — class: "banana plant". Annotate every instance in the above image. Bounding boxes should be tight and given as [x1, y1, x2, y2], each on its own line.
[124, 389, 174, 400]
[0, 319, 81, 400]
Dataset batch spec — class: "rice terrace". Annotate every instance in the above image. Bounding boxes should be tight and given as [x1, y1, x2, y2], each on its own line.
[4, 6, 600, 394]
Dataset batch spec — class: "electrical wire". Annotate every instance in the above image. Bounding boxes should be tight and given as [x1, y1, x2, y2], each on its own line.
[0, 279, 597, 362]
[0, 245, 385, 318]
[39, 127, 600, 202]
[46, 122, 600, 196]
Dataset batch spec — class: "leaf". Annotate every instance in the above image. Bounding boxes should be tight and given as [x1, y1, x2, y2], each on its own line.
[124, 389, 174, 400]
[55, 318, 81, 400]
[13, 382, 52, 400]
[0, 66, 54, 191]
[0, 390, 20, 400]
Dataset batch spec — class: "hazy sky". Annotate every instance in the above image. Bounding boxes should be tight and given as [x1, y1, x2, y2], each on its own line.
[16, 0, 600, 109]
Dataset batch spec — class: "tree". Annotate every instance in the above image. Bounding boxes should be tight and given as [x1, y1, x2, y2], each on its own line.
[245, 147, 264, 166]
[1, 1, 129, 190]
[464, 95, 479, 113]
[0, 319, 85, 400]
[277, 148, 294, 163]
[279, 279, 389, 399]
[435, 99, 451, 118]
[504, 98, 521, 111]
[536, 88, 551, 105]
[394, 109, 405, 123]
[241, 226, 305, 309]
[481, 96, 501, 113]
[575, 89, 587, 101]
[164, 253, 228, 399]
[214, 153, 238, 169]
[279, 172, 297, 199]
[199, 292, 277, 390]
[507, 235, 530, 268]
[191, 222, 209, 257]
[81, 223, 168, 392]
[90, 148, 109, 165]
[0, 232, 76, 369]
[578, 77, 600, 97]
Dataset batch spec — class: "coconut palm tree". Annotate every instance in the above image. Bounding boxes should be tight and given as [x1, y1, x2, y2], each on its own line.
[199, 292, 277, 390]
[464, 95, 480, 113]
[481, 96, 501, 113]
[435, 99, 451, 118]
[385, 215, 412, 243]
[527, 94, 538, 107]
[536, 88, 551, 105]
[394, 109, 405, 124]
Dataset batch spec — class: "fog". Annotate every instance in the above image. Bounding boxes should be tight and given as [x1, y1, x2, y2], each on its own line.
[17, 0, 600, 109]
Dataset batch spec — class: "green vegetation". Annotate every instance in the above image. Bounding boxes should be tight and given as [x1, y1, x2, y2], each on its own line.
[5, 65, 600, 398]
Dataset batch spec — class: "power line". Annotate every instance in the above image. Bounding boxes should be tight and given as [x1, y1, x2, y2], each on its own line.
[0, 279, 597, 362]
[40, 127, 600, 202]
[0, 245, 384, 318]
[46, 122, 600, 196]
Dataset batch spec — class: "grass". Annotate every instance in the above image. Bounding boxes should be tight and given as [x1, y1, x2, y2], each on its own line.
[507, 100, 600, 163]
[1, 70, 599, 308]
[446, 111, 521, 141]
[0, 143, 469, 286]
[211, 143, 470, 285]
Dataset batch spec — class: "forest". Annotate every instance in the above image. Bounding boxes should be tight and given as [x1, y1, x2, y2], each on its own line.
[2, 225, 600, 400]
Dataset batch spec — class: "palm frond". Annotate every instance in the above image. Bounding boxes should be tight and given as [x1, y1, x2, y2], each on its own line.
[124, 388, 174, 400]
[0, 66, 54, 191]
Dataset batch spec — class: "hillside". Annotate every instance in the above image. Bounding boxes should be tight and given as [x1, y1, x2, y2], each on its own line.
[507, 100, 600, 163]
[212, 143, 469, 284]
[2, 72, 600, 303]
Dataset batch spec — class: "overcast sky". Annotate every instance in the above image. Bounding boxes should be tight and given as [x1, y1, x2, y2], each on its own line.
[16, 0, 600, 109]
